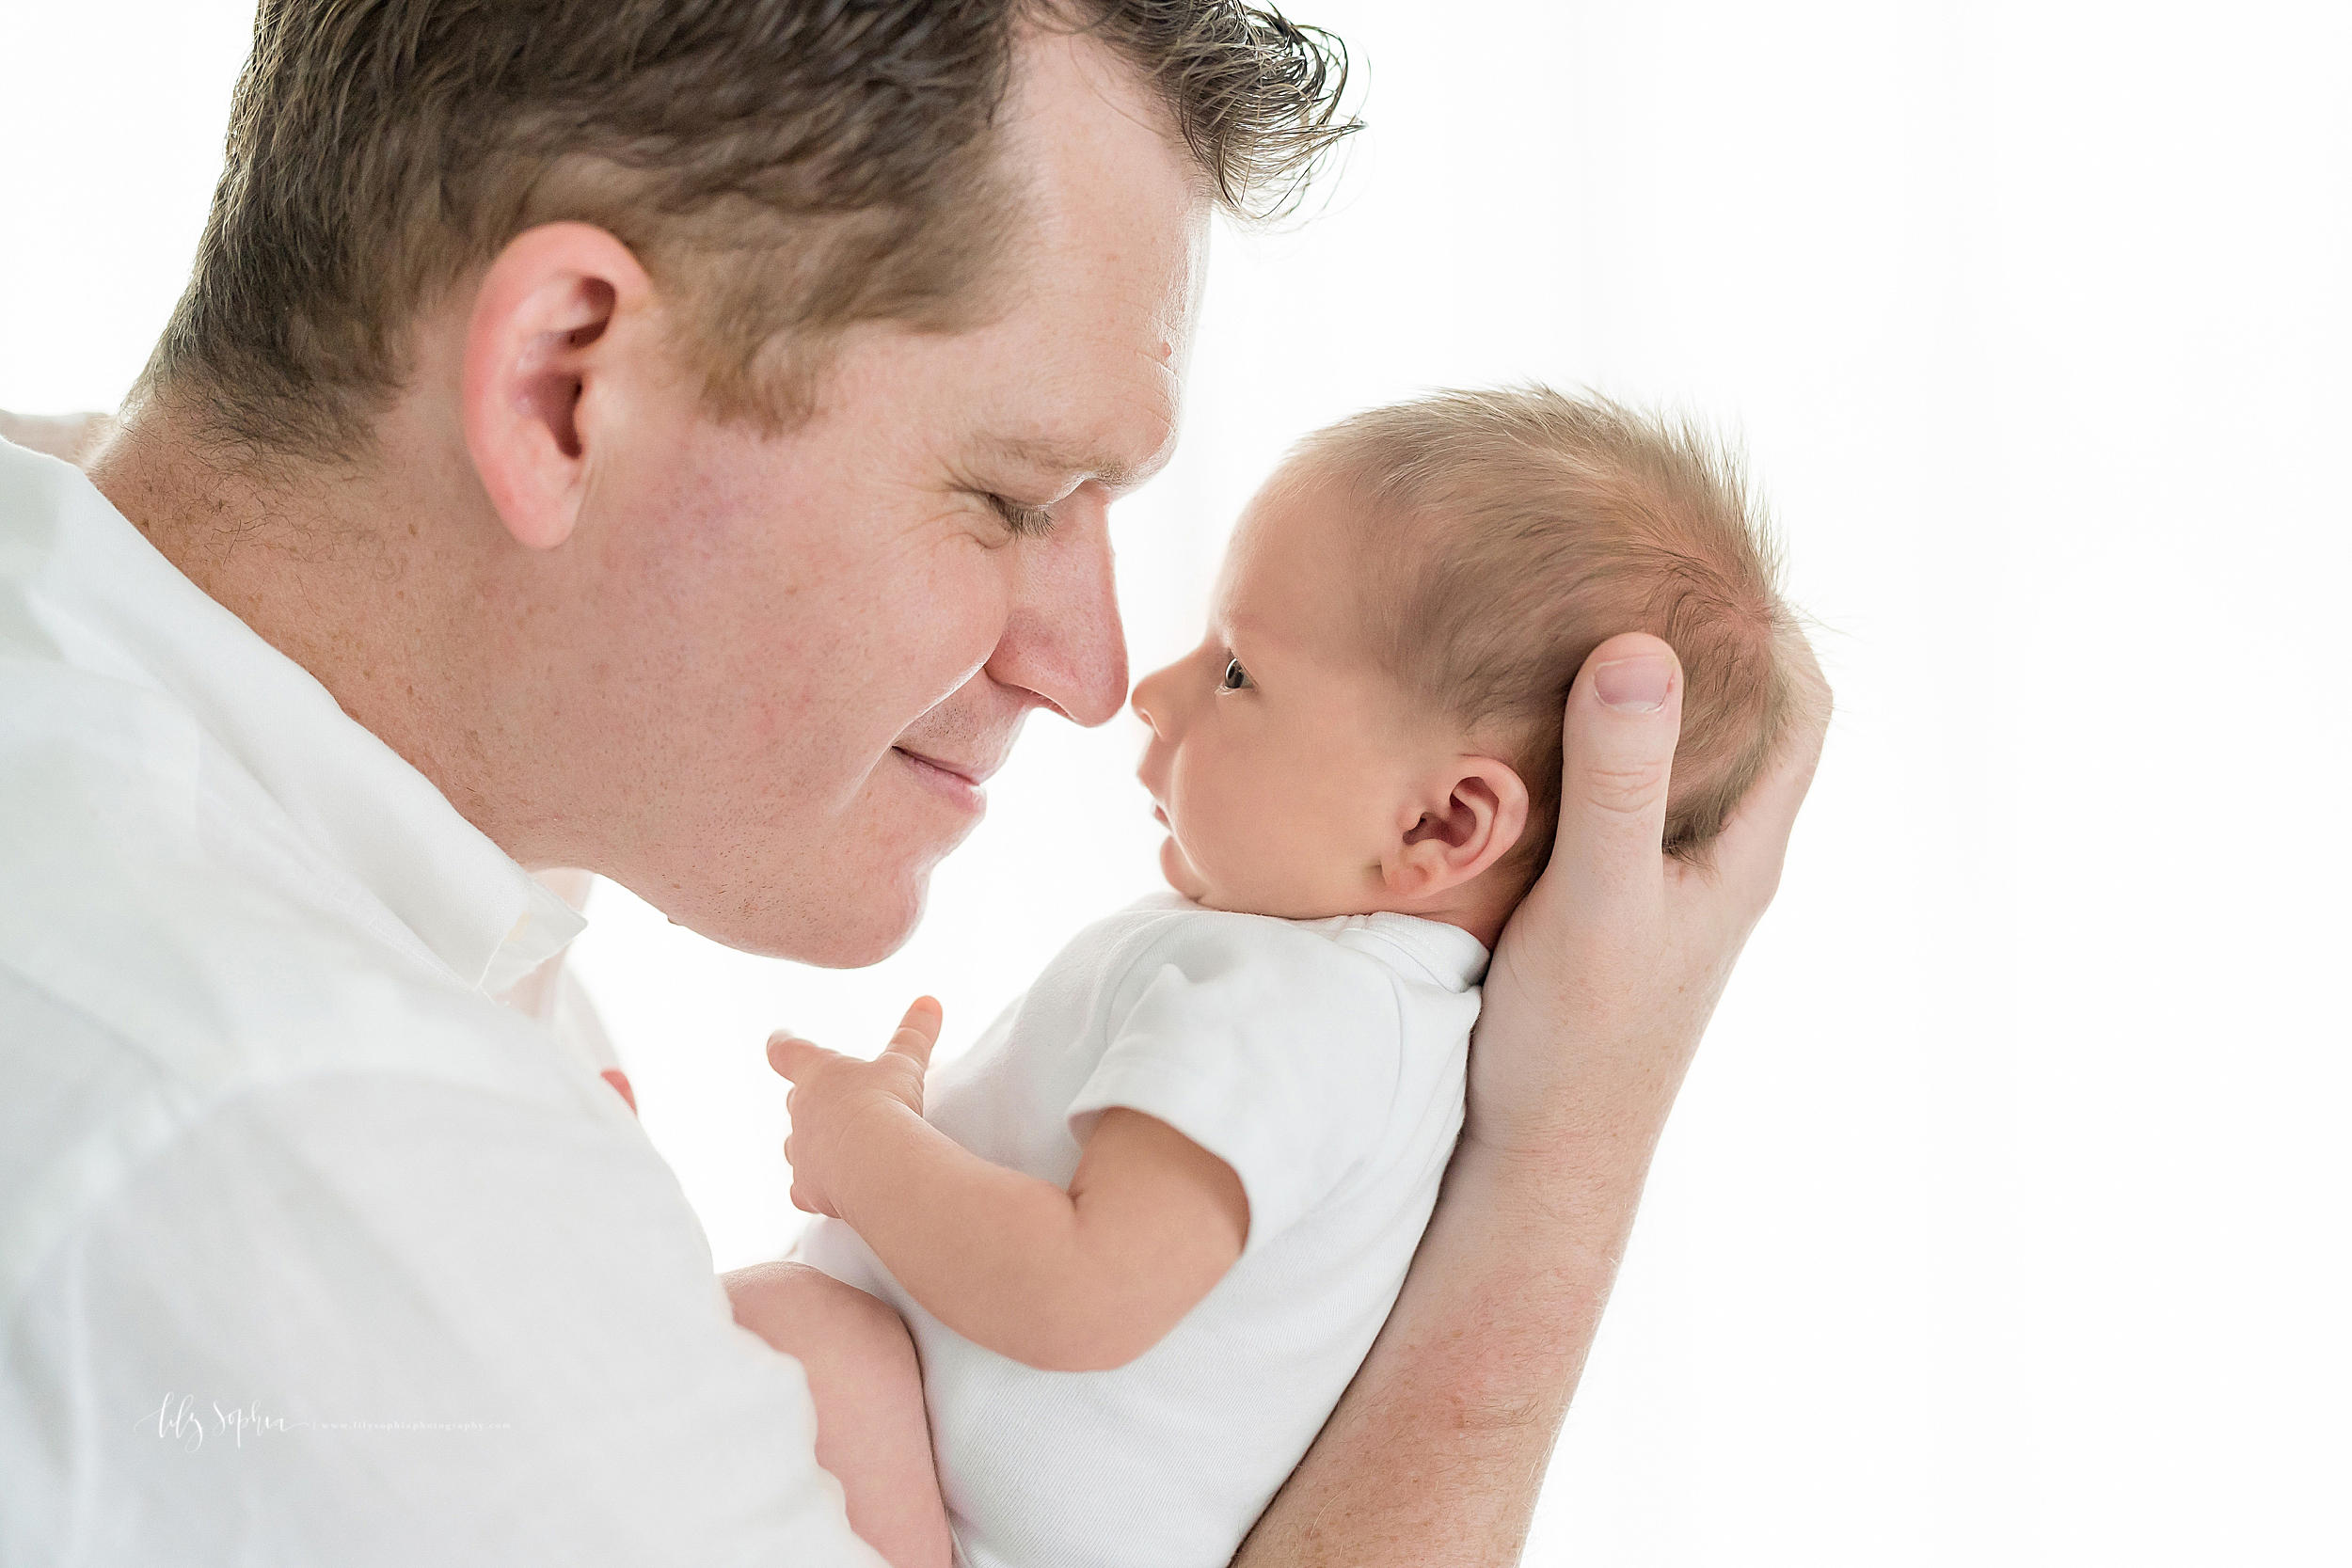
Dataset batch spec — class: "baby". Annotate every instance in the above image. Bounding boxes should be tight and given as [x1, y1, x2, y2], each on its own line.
[727, 387, 1809, 1568]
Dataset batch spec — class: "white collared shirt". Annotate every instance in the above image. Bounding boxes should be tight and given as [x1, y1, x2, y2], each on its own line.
[0, 439, 878, 1566]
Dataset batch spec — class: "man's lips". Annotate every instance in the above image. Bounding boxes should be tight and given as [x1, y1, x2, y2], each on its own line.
[892, 745, 997, 815]
[894, 746, 991, 789]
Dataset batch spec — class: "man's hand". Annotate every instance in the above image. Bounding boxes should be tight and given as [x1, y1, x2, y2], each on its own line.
[1234, 628, 1827, 1568]
[769, 998, 944, 1220]
[1475, 627, 1830, 1171]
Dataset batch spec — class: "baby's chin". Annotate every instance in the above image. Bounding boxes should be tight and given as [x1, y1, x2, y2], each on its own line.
[1157, 835, 1287, 917]
[1156, 833, 1211, 904]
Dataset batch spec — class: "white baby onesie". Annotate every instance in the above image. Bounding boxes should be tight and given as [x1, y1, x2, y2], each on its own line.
[797, 892, 1486, 1568]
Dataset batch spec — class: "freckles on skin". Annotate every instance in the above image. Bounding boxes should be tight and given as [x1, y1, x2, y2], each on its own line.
[581, 419, 995, 858]
[473, 27, 1206, 961]
[787, 522, 1006, 806]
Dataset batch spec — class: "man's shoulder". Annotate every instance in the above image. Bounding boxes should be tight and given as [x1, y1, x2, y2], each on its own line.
[0, 698, 505, 1085]
[0, 864, 596, 1211]
[0, 955, 606, 1313]
[0, 464, 588, 1149]
[0, 598, 493, 1069]
[0, 783, 582, 1137]
[0, 673, 596, 1279]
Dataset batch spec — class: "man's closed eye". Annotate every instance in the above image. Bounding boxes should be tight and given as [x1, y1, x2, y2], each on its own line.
[987, 494, 1057, 537]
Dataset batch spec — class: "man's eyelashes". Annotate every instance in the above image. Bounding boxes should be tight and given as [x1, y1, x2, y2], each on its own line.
[984, 493, 1057, 537]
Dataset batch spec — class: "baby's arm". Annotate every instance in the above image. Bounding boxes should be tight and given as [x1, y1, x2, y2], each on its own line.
[771, 999, 1248, 1372]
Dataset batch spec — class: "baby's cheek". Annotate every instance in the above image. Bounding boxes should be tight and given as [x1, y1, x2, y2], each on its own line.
[1217, 784, 1322, 904]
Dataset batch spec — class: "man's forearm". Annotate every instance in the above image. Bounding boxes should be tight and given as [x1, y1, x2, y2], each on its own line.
[1232, 1132, 1661, 1566]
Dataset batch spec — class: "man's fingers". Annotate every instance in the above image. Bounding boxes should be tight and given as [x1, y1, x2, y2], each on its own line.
[885, 996, 944, 1075]
[1696, 632, 1832, 921]
[1547, 632, 1685, 898]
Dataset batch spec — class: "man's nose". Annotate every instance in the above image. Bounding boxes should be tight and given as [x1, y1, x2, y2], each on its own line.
[988, 491, 1129, 727]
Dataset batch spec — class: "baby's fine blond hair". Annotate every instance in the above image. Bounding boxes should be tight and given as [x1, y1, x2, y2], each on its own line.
[1292, 387, 1809, 871]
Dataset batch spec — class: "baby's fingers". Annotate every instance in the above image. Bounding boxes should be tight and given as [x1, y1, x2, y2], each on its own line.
[785, 1176, 835, 1219]
[767, 1031, 837, 1084]
[883, 996, 945, 1074]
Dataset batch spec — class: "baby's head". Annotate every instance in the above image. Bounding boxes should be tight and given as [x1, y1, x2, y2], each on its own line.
[1132, 386, 1808, 942]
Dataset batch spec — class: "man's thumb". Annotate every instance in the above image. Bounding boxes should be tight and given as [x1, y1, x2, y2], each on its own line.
[1552, 632, 1683, 891]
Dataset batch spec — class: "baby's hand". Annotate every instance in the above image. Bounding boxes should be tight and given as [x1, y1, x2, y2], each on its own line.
[768, 998, 944, 1220]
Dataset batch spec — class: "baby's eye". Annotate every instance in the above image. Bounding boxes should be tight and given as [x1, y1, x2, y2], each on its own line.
[1218, 657, 1252, 692]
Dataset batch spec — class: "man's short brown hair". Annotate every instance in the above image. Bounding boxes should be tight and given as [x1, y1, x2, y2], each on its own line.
[1295, 387, 1811, 871]
[145, 0, 1354, 461]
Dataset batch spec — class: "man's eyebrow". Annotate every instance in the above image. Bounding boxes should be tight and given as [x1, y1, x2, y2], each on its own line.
[975, 434, 1142, 492]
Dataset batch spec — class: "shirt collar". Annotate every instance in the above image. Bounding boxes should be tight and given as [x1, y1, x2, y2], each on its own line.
[1350, 911, 1491, 991]
[2, 440, 584, 994]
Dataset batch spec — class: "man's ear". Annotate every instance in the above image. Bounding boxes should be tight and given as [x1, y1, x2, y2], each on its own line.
[460, 223, 654, 551]
[1380, 756, 1531, 902]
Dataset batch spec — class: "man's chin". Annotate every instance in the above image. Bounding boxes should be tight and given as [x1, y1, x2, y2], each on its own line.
[780, 870, 933, 968]
[634, 862, 932, 968]
[789, 895, 927, 969]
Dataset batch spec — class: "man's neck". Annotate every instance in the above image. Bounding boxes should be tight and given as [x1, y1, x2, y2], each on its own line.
[87, 394, 516, 854]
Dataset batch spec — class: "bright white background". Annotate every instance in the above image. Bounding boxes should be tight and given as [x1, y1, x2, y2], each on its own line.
[7, 3, 2346, 1562]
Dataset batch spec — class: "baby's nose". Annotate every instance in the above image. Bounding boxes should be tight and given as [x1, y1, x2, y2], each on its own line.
[1128, 672, 1168, 734]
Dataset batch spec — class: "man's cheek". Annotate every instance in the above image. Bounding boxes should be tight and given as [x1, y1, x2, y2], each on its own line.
[906, 536, 1009, 630]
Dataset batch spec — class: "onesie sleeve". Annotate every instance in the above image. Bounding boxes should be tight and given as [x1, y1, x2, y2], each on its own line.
[1065, 912, 1403, 1254]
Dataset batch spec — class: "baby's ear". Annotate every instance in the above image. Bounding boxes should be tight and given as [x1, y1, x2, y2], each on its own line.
[1382, 756, 1530, 901]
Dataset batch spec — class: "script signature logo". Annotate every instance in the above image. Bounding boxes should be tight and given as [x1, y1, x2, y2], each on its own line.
[146, 1394, 310, 1451]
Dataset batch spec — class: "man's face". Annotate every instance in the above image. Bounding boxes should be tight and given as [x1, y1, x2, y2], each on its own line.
[547, 32, 1205, 964]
